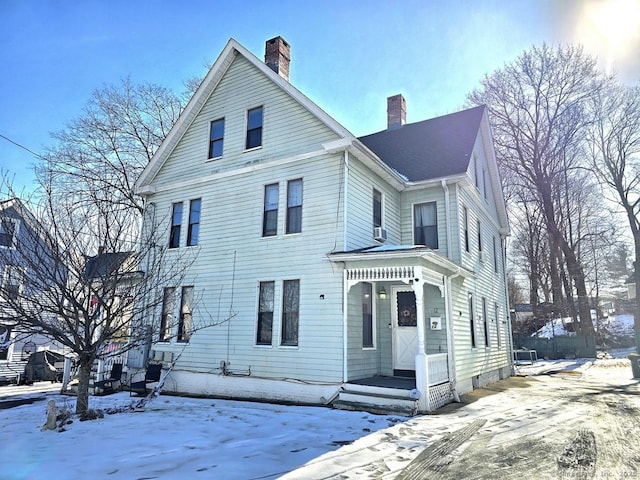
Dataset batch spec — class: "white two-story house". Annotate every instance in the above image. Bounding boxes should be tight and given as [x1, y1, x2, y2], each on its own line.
[134, 37, 511, 414]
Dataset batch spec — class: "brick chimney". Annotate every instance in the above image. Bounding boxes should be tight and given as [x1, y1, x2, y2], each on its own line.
[387, 94, 406, 130]
[265, 36, 290, 82]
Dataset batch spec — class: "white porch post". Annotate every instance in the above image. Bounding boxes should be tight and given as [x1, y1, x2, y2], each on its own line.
[413, 279, 430, 412]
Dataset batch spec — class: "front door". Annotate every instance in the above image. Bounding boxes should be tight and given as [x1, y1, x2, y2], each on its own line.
[392, 288, 417, 371]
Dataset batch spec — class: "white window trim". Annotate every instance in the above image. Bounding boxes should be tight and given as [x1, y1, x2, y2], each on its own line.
[362, 282, 377, 350]
[254, 280, 276, 348]
[244, 105, 264, 153]
[2, 265, 25, 301]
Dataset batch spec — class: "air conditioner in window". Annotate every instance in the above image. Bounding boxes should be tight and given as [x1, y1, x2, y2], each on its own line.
[373, 227, 387, 243]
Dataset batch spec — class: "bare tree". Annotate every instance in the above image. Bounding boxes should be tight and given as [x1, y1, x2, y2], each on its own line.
[0, 175, 206, 416]
[37, 78, 185, 220]
[468, 44, 605, 335]
[588, 82, 640, 349]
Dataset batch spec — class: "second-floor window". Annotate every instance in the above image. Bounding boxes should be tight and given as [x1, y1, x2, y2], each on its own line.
[263, 184, 279, 237]
[208, 118, 225, 159]
[286, 179, 303, 234]
[3, 265, 23, 301]
[414, 202, 438, 249]
[463, 206, 469, 252]
[187, 199, 201, 247]
[373, 189, 382, 228]
[169, 202, 183, 248]
[0, 218, 16, 248]
[246, 106, 263, 150]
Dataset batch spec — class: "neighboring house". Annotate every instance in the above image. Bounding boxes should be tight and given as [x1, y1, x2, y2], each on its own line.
[0, 198, 64, 383]
[133, 37, 511, 413]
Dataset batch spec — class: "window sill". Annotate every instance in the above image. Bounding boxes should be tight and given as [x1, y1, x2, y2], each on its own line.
[362, 347, 376, 351]
[254, 344, 273, 348]
[244, 146, 263, 153]
[278, 345, 299, 350]
[205, 156, 222, 162]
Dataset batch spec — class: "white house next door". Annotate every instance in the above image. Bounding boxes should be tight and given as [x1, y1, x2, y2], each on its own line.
[392, 288, 417, 372]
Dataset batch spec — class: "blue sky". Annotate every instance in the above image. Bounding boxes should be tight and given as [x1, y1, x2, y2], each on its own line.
[1, 0, 639, 192]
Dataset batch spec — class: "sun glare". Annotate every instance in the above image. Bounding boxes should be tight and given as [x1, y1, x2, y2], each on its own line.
[576, 0, 640, 75]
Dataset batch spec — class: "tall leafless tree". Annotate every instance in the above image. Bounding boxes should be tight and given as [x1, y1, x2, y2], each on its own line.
[37, 78, 184, 221]
[468, 44, 606, 335]
[588, 82, 640, 349]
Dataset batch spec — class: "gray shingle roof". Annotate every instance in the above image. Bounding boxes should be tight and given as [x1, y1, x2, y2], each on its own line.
[358, 105, 485, 182]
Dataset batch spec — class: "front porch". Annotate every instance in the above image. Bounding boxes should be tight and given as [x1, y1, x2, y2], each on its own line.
[333, 352, 453, 415]
[329, 246, 471, 414]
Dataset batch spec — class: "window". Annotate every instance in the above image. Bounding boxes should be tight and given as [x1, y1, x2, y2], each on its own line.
[469, 293, 476, 348]
[362, 283, 374, 348]
[474, 156, 480, 188]
[263, 184, 279, 237]
[208, 118, 225, 159]
[463, 206, 469, 252]
[281, 279, 299, 346]
[246, 106, 263, 149]
[256, 281, 275, 345]
[0, 325, 11, 360]
[482, 297, 489, 347]
[177, 286, 193, 342]
[187, 199, 201, 247]
[159, 287, 175, 342]
[373, 189, 382, 228]
[169, 203, 183, 248]
[483, 169, 488, 199]
[414, 202, 438, 248]
[493, 237, 498, 273]
[3, 265, 23, 301]
[286, 179, 303, 234]
[0, 218, 16, 248]
[495, 303, 501, 348]
[477, 220, 482, 253]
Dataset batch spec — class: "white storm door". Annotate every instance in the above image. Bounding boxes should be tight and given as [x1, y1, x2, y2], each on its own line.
[392, 288, 418, 371]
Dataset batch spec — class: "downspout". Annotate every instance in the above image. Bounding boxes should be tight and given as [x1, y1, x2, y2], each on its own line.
[342, 151, 349, 382]
[442, 180, 452, 258]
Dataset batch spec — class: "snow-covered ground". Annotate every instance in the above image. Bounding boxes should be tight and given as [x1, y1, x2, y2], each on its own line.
[0, 384, 404, 480]
[2, 349, 638, 480]
[534, 313, 634, 338]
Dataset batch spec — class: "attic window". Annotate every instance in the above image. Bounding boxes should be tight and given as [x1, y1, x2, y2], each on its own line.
[246, 106, 263, 150]
[208, 118, 225, 159]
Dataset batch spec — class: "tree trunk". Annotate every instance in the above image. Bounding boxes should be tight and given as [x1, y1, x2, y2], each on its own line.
[76, 360, 92, 416]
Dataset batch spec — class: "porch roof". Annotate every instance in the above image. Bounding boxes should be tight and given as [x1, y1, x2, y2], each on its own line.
[327, 245, 473, 279]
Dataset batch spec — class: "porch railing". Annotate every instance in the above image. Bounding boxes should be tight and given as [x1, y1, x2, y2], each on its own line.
[427, 353, 449, 385]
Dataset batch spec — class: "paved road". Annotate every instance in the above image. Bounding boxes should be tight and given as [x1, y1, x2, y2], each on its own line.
[282, 359, 639, 479]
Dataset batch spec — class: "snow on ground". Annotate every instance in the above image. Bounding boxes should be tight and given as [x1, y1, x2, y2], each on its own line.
[0, 385, 404, 480]
[534, 313, 634, 338]
[2, 349, 638, 480]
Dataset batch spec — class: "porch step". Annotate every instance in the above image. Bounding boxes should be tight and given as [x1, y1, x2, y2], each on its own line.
[333, 385, 418, 416]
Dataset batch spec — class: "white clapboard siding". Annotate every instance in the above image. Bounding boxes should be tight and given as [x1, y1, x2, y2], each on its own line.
[152, 55, 338, 189]
[344, 155, 402, 250]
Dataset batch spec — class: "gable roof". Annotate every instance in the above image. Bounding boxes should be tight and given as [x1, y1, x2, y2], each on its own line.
[135, 38, 355, 191]
[357, 105, 485, 182]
